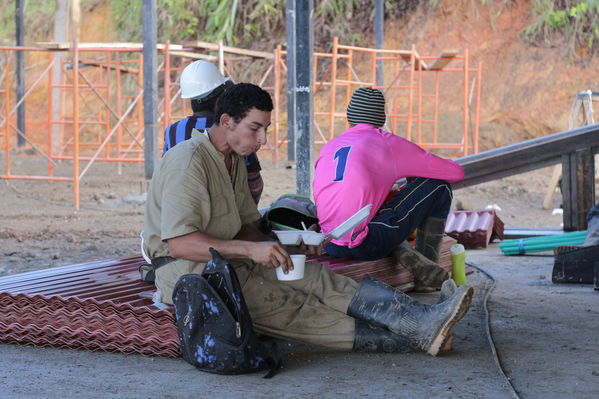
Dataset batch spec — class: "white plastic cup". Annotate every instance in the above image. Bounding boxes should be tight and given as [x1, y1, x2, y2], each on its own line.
[276, 254, 306, 281]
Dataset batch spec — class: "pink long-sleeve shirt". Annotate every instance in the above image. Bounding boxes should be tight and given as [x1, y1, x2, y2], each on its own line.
[313, 124, 464, 248]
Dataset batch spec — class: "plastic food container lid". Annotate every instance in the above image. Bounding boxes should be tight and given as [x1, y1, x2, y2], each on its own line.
[327, 204, 373, 240]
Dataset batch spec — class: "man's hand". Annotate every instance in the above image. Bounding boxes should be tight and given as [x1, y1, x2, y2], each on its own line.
[248, 241, 294, 273]
[285, 237, 331, 256]
[302, 223, 332, 256]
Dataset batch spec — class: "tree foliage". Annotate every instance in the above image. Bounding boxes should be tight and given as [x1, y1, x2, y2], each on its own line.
[521, 0, 599, 58]
[110, 0, 418, 50]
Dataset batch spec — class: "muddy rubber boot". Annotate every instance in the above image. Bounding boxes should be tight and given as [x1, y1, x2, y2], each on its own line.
[416, 217, 447, 264]
[436, 278, 458, 352]
[347, 276, 473, 356]
[437, 278, 457, 304]
[353, 320, 419, 353]
[392, 242, 449, 292]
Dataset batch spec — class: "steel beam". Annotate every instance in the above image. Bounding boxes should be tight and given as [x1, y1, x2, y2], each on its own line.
[455, 123, 599, 188]
[288, 0, 313, 197]
[454, 123, 599, 230]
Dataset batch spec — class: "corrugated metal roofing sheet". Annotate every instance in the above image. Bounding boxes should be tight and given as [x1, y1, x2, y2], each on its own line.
[444, 210, 504, 248]
[0, 237, 458, 357]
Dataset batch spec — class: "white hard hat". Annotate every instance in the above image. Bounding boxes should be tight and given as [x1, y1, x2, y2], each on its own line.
[179, 60, 231, 99]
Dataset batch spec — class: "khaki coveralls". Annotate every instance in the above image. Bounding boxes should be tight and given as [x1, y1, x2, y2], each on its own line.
[143, 131, 357, 349]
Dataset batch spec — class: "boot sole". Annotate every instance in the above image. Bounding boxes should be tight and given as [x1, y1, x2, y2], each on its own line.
[426, 286, 473, 356]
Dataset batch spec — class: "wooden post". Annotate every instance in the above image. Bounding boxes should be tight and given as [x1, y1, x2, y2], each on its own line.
[561, 148, 595, 231]
[218, 40, 225, 75]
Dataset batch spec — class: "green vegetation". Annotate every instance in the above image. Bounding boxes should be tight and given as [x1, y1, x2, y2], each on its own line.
[0, 0, 56, 44]
[0, 0, 596, 59]
[111, 0, 366, 48]
[522, 0, 599, 58]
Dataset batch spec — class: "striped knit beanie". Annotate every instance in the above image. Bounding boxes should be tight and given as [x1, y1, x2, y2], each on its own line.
[346, 87, 386, 128]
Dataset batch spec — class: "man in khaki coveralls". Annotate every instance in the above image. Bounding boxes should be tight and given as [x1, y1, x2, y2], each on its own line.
[143, 83, 474, 356]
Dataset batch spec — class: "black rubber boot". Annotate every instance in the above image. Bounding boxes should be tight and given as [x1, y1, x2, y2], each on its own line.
[347, 276, 473, 356]
[353, 320, 419, 353]
[392, 242, 449, 292]
[354, 279, 458, 353]
[416, 217, 447, 264]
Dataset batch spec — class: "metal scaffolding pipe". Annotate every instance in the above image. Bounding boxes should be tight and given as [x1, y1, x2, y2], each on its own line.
[142, 0, 158, 179]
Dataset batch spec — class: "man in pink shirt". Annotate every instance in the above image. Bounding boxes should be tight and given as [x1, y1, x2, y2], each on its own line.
[313, 87, 464, 290]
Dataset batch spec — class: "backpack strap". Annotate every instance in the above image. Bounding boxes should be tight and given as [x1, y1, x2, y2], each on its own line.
[140, 256, 177, 282]
[260, 339, 282, 379]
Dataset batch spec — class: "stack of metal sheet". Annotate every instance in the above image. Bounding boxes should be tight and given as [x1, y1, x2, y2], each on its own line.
[0, 236, 456, 357]
[0, 257, 180, 357]
[445, 210, 504, 248]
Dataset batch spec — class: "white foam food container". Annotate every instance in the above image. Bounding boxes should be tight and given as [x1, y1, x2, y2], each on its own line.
[301, 231, 326, 246]
[326, 204, 373, 240]
[273, 230, 302, 245]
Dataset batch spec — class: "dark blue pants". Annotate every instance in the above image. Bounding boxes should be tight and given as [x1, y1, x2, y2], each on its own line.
[325, 178, 453, 260]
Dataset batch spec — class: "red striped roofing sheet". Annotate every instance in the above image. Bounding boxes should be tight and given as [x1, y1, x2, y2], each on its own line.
[0, 237, 457, 357]
[445, 210, 505, 249]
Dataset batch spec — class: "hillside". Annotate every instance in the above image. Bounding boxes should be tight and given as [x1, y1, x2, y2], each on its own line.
[388, 0, 597, 149]
[3, 0, 597, 150]
[72, 0, 599, 148]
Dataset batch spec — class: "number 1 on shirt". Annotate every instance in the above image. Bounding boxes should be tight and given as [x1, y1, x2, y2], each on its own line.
[333, 146, 351, 182]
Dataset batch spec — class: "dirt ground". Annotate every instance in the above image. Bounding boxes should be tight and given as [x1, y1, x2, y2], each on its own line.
[1, 156, 598, 399]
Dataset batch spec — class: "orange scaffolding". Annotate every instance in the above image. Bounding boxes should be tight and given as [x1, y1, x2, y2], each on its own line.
[0, 39, 481, 207]
[272, 39, 482, 160]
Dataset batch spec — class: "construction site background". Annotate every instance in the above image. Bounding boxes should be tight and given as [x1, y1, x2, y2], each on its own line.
[1, 0, 598, 208]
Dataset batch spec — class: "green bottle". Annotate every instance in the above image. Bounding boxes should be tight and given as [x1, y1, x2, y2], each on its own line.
[450, 243, 467, 286]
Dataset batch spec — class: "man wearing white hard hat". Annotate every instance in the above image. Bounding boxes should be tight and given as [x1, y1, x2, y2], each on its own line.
[163, 60, 263, 204]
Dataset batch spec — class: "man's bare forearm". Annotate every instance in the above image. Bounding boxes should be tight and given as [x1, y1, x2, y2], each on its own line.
[167, 231, 254, 262]
[234, 223, 272, 242]
[166, 228, 293, 271]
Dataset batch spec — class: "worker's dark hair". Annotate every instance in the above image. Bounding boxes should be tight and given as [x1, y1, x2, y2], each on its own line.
[214, 83, 273, 125]
[190, 80, 233, 113]
[190, 96, 217, 113]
